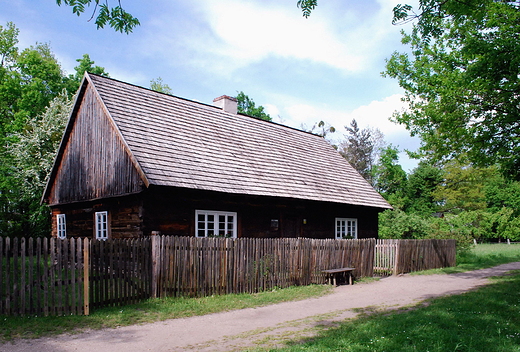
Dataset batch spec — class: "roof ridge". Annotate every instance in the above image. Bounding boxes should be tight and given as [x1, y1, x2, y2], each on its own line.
[86, 72, 322, 138]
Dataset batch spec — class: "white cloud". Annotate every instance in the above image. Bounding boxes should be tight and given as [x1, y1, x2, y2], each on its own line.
[283, 94, 406, 135]
[263, 103, 280, 118]
[141, 0, 409, 76]
[202, 1, 363, 72]
[280, 93, 420, 171]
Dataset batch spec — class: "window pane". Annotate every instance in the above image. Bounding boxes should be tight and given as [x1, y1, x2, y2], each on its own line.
[195, 210, 237, 238]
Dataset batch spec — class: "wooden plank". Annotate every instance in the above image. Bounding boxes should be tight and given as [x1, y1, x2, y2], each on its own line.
[20, 238, 26, 315]
[83, 237, 90, 315]
[0, 237, 4, 315]
[27, 238, 34, 315]
[69, 239, 76, 315]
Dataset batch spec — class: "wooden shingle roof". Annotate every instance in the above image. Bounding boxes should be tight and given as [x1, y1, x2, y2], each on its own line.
[87, 73, 391, 209]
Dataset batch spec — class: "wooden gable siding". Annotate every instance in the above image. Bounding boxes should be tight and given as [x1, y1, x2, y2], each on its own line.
[46, 83, 144, 205]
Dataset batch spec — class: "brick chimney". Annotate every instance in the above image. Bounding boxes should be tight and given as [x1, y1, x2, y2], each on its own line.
[213, 95, 238, 114]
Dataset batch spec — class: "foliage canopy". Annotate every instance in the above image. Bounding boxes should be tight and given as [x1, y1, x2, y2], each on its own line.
[385, 0, 520, 179]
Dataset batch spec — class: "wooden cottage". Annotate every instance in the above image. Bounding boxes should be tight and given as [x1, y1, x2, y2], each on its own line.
[42, 73, 392, 240]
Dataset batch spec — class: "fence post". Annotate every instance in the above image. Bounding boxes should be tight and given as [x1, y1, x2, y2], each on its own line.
[151, 231, 161, 298]
[83, 237, 90, 316]
[393, 240, 400, 276]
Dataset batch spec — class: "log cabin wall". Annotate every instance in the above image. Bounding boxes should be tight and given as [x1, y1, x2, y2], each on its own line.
[50, 195, 144, 239]
[46, 84, 144, 206]
[50, 187, 381, 240]
[141, 186, 381, 239]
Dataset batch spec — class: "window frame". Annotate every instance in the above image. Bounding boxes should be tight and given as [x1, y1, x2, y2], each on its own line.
[95, 211, 109, 240]
[195, 210, 237, 238]
[57, 214, 67, 239]
[335, 218, 358, 239]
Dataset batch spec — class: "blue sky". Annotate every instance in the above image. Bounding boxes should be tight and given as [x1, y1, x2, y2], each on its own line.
[2, 0, 421, 171]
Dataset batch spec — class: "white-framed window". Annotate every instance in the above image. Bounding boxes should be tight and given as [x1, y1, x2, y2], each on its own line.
[95, 211, 109, 240]
[196, 210, 237, 238]
[335, 218, 358, 239]
[57, 214, 66, 239]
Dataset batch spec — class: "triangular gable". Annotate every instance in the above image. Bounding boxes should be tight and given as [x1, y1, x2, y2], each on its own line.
[43, 73, 148, 205]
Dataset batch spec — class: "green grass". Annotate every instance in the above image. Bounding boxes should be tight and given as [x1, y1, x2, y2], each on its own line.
[415, 243, 520, 275]
[271, 271, 520, 352]
[0, 284, 332, 342]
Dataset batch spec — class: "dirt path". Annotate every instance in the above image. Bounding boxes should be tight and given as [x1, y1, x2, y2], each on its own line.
[4, 262, 520, 352]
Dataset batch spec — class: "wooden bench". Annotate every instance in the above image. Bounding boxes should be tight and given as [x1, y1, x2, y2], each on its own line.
[322, 267, 355, 286]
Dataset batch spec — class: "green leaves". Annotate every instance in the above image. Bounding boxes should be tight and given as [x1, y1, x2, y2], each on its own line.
[150, 77, 173, 95]
[392, 4, 413, 24]
[385, 1, 520, 180]
[56, 0, 140, 33]
[236, 91, 272, 121]
[297, 0, 318, 18]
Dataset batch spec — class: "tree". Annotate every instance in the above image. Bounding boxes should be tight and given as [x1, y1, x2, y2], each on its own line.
[0, 23, 104, 237]
[338, 119, 385, 183]
[73, 54, 109, 80]
[68, 53, 109, 92]
[0, 22, 70, 175]
[372, 145, 407, 207]
[384, 1, 520, 180]
[297, 0, 318, 17]
[404, 161, 444, 215]
[432, 161, 495, 214]
[484, 173, 520, 217]
[150, 77, 172, 94]
[55, 0, 140, 33]
[4, 92, 72, 237]
[236, 91, 272, 121]
[302, 120, 336, 138]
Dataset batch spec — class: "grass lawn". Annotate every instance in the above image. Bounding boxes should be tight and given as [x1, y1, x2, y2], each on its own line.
[271, 271, 520, 352]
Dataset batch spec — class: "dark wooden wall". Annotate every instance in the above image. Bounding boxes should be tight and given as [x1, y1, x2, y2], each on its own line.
[51, 186, 382, 240]
[141, 186, 381, 239]
[51, 196, 143, 239]
[46, 83, 144, 205]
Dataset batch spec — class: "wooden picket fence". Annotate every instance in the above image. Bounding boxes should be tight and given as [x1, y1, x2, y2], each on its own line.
[89, 238, 152, 309]
[374, 239, 399, 276]
[0, 236, 456, 316]
[0, 237, 88, 317]
[374, 239, 457, 276]
[151, 236, 375, 298]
